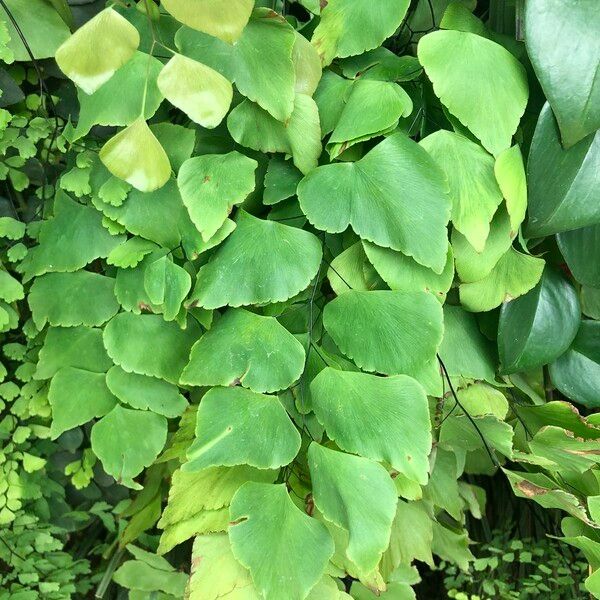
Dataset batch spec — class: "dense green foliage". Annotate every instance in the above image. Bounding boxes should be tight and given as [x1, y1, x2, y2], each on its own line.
[0, 0, 599, 598]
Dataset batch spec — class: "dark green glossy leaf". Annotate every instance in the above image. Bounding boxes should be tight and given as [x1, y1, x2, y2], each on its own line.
[557, 224, 600, 287]
[498, 268, 580, 374]
[549, 321, 600, 408]
[525, 0, 600, 147]
[525, 103, 600, 237]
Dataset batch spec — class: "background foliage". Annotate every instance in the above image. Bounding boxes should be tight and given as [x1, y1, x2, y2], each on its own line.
[0, 0, 599, 598]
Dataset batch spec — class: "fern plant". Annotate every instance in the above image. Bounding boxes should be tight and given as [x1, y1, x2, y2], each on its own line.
[0, 0, 599, 598]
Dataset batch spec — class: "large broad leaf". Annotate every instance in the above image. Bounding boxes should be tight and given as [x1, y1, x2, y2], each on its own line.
[229, 482, 334, 600]
[176, 9, 296, 121]
[308, 443, 397, 574]
[418, 30, 528, 156]
[525, 0, 600, 147]
[158, 466, 276, 554]
[326, 80, 412, 158]
[35, 326, 112, 380]
[311, 0, 410, 66]
[48, 367, 117, 438]
[292, 30, 322, 96]
[498, 268, 580, 374]
[549, 321, 600, 409]
[157, 53, 233, 128]
[19, 192, 124, 282]
[55, 8, 139, 94]
[70, 52, 164, 141]
[459, 248, 545, 312]
[0, 0, 69, 62]
[323, 290, 443, 376]
[189, 211, 322, 308]
[227, 94, 322, 174]
[178, 152, 257, 242]
[494, 146, 527, 234]
[438, 305, 497, 383]
[298, 133, 450, 273]
[310, 368, 431, 485]
[184, 386, 301, 471]
[452, 205, 514, 283]
[558, 224, 600, 287]
[528, 426, 600, 474]
[100, 118, 171, 192]
[161, 0, 254, 43]
[103, 313, 201, 384]
[263, 157, 302, 206]
[363, 243, 454, 302]
[420, 130, 502, 252]
[28, 271, 119, 329]
[525, 103, 600, 237]
[106, 366, 187, 418]
[91, 405, 167, 489]
[181, 309, 305, 393]
[187, 534, 258, 599]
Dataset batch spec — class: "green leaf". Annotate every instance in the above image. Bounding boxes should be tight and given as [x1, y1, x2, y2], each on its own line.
[558, 224, 600, 287]
[293, 30, 322, 96]
[114, 553, 188, 596]
[0, 217, 25, 240]
[308, 443, 397, 574]
[28, 271, 119, 329]
[143, 255, 192, 321]
[549, 320, 600, 408]
[310, 368, 431, 485]
[187, 534, 258, 599]
[35, 326, 112, 380]
[100, 118, 171, 192]
[326, 80, 412, 158]
[298, 133, 450, 273]
[327, 242, 383, 296]
[189, 211, 322, 308]
[525, 103, 600, 237]
[525, 0, 600, 147]
[459, 248, 545, 312]
[431, 522, 474, 572]
[102, 313, 201, 384]
[48, 367, 117, 438]
[158, 466, 276, 554]
[339, 48, 422, 83]
[178, 152, 257, 242]
[55, 8, 139, 94]
[91, 405, 167, 489]
[498, 268, 580, 374]
[0, 270, 23, 303]
[157, 53, 233, 128]
[363, 243, 453, 301]
[529, 426, 600, 474]
[421, 130, 502, 252]
[106, 366, 187, 418]
[229, 482, 334, 600]
[184, 386, 301, 470]
[263, 157, 302, 206]
[439, 305, 497, 383]
[418, 30, 528, 155]
[162, 0, 254, 43]
[494, 145, 527, 234]
[227, 94, 321, 175]
[504, 469, 594, 524]
[71, 51, 164, 141]
[311, 0, 410, 66]
[0, 0, 69, 62]
[176, 9, 296, 121]
[323, 290, 443, 376]
[452, 205, 514, 283]
[107, 238, 157, 269]
[181, 308, 306, 393]
[19, 192, 124, 281]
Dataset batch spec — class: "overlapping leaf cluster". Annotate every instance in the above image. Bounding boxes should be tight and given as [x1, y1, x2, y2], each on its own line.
[1, 0, 600, 598]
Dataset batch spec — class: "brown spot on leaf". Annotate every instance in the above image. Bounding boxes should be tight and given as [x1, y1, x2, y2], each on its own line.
[517, 480, 548, 498]
[229, 517, 248, 526]
[203, 175, 211, 183]
[320, 0, 328, 8]
[306, 493, 315, 516]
